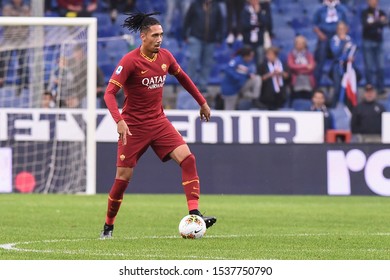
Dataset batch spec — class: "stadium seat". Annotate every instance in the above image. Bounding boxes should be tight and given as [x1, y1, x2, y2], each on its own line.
[96, 12, 116, 37]
[165, 74, 179, 85]
[136, 0, 153, 13]
[291, 98, 312, 111]
[237, 99, 253, 110]
[100, 64, 115, 83]
[90, 0, 390, 90]
[330, 103, 351, 130]
[302, 2, 321, 15]
[97, 51, 111, 65]
[279, 2, 305, 22]
[0, 87, 30, 108]
[176, 90, 199, 110]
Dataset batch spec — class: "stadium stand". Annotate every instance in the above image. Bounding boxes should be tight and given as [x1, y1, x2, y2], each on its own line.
[1, 0, 389, 115]
[88, 0, 390, 91]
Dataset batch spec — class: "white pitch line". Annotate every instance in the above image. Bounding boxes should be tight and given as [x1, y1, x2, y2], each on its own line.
[0, 234, 256, 258]
[1, 232, 389, 258]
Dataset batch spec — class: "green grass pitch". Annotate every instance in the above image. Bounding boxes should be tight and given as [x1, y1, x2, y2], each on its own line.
[0, 194, 389, 260]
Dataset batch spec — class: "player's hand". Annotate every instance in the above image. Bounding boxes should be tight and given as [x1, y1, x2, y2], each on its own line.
[117, 120, 131, 145]
[200, 103, 211, 122]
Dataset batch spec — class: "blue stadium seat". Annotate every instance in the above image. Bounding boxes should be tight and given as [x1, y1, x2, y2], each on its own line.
[96, 0, 109, 12]
[100, 64, 115, 83]
[274, 27, 296, 53]
[291, 98, 312, 111]
[90, 0, 390, 90]
[136, 0, 153, 13]
[96, 13, 116, 37]
[302, 2, 321, 15]
[97, 50, 111, 65]
[237, 99, 253, 110]
[330, 104, 351, 130]
[0, 87, 30, 108]
[278, 2, 305, 22]
[165, 74, 179, 85]
[176, 90, 199, 110]
[104, 39, 130, 58]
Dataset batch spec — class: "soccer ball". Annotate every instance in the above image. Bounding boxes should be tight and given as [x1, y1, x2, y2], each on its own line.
[178, 214, 206, 239]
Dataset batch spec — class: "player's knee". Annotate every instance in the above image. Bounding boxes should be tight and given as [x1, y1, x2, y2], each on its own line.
[180, 153, 196, 168]
[115, 167, 133, 182]
[181, 154, 198, 181]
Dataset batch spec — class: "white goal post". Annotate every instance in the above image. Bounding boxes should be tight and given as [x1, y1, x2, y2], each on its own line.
[0, 17, 97, 194]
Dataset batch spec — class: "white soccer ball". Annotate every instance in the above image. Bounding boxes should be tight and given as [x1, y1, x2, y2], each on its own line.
[178, 214, 206, 239]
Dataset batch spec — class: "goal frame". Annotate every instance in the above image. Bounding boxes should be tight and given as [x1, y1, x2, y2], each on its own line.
[0, 17, 97, 194]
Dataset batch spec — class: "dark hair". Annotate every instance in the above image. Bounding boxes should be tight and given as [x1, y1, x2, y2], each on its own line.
[265, 46, 280, 56]
[313, 88, 325, 96]
[235, 45, 254, 57]
[122, 11, 161, 33]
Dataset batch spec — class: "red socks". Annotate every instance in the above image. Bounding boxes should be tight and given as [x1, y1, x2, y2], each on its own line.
[105, 155, 200, 225]
[180, 154, 200, 211]
[105, 179, 129, 225]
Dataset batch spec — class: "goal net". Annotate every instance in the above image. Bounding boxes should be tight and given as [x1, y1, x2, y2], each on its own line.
[0, 17, 97, 194]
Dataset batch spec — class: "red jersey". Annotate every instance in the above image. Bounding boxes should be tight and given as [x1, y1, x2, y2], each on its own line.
[105, 47, 206, 125]
[108, 48, 179, 125]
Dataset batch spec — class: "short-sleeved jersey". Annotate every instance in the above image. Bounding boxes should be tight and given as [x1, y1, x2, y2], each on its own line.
[109, 47, 181, 125]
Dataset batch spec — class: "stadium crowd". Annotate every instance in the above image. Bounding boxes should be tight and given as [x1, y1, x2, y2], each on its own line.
[0, 0, 389, 142]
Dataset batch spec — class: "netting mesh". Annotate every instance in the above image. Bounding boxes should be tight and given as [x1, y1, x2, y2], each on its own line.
[0, 23, 90, 193]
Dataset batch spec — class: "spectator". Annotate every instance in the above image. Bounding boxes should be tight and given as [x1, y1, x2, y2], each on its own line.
[41, 91, 55, 108]
[220, 46, 261, 110]
[48, 44, 87, 108]
[329, 21, 358, 108]
[96, 66, 106, 108]
[57, 0, 97, 17]
[183, 0, 223, 94]
[164, 0, 191, 36]
[361, 0, 388, 96]
[47, 55, 65, 100]
[287, 35, 316, 102]
[259, 0, 273, 37]
[108, 0, 136, 24]
[312, 0, 348, 84]
[64, 44, 88, 108]
[241, 0, 273, 67]
[225, 0, 246, 44]
[351, 84, 385, 143]
[310, 89, 334, 132]
[0, 0, 31, 93]
[45, 0, 52, 13]
[258, 46, 289, 110]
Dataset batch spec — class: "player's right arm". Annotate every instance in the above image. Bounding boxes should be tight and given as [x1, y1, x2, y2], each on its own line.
[104, 55, 134, 145]
[104, 82, 132, 145]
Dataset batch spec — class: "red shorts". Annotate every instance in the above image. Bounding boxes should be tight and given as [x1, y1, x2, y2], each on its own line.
[116, 118, 186, 168]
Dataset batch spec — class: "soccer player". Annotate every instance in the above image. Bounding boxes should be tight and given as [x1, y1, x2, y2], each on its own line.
[100, 12, 217, 238]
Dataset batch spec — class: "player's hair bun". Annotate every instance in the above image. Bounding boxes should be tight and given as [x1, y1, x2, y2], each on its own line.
[122, 11, 161, 33]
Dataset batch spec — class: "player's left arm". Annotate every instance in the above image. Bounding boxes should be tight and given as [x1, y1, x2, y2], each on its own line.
[168, 51, 210, 121]
[175, 68, 210, 121]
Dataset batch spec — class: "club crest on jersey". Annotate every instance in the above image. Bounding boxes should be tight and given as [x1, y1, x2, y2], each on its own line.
[161, 64, 167, 72]
[142, 75, 167, 90]
[115, 65, 123, 75]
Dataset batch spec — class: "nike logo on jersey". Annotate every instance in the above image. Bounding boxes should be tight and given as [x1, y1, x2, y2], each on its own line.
[141, 70, 148, 74]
